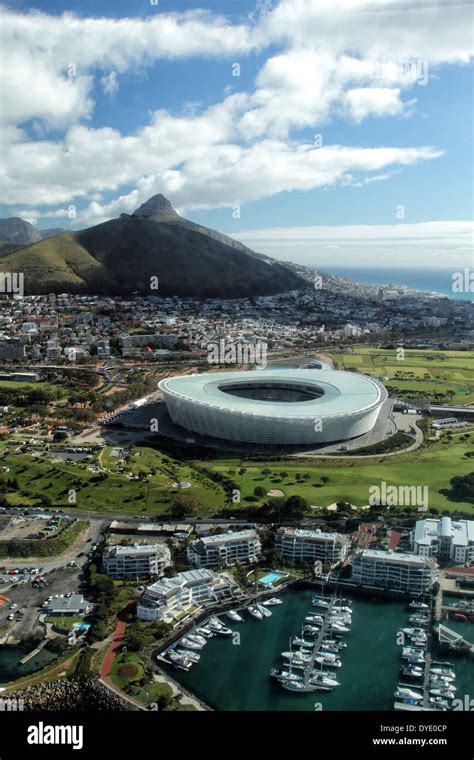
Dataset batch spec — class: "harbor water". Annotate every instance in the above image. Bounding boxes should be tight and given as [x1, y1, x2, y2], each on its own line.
[170, 590, 474, 711]
[0, 645, 57, 685]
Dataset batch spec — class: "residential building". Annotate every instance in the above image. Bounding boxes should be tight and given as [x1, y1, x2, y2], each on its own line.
[102, 543, 171, 579]
[412, 517, 474, 564]
[187, 529, 262, 567]
[0, 338, 25, 361]
[275, 527, 349, 564]
[351, 549, 437, 594]
[137, 568, 236, 621]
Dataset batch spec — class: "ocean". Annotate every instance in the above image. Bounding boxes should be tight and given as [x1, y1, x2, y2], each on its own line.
[317, 267, 473, 302]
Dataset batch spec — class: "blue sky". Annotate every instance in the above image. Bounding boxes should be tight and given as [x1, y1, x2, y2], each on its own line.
[1, 0, 472, 268]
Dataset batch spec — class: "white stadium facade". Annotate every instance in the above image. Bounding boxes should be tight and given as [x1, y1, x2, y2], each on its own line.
[159, 369, 388, 446]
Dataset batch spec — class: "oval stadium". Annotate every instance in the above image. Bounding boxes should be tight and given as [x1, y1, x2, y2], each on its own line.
[159, 369, 388, 446]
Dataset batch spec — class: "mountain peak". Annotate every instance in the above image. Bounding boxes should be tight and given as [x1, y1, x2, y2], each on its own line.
[132, 194, 179, 221]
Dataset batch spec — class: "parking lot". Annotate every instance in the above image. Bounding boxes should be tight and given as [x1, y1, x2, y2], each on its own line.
[0, 518, 107, 641]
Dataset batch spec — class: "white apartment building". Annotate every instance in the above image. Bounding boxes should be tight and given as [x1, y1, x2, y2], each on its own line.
[136, 569, 236, 621]
[102, 543, 171, 579]
[351, 549, 437, 594]
[275, 527, 349, 564]
[187, 529, 262, 567]
[412, 517, 474, 565]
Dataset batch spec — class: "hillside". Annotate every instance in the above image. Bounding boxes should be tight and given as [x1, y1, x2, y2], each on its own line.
[0, 196, 305, 297]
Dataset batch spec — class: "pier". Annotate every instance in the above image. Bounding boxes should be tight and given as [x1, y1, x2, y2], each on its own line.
[19, 639, 48, 666]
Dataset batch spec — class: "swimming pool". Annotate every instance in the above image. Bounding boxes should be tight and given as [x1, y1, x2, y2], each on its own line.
[259, 571, 286, 586]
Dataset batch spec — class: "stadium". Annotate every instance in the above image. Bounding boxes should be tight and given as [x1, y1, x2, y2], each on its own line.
[159, 369, 388, 446]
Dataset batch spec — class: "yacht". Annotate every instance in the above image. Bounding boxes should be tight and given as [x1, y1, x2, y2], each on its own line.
[411, 636, 428, 647]
[167, 650, 193, 670]
[226, 610, 243, 623]
[303, 625, 320, 635]
[208, 617, 223, 631]
[401, 627, 427, 638]
[402, 647, 425, 661]
[215, 624, 233, 636]
[402, 666, 424, 679]
[430, 687, 455, 699]
[187, 633, 207, 646]
[312, 596, 330, 608]
[314, 654, 342, 668]
[270, 668, 301, 683]
[333, 605, 352, 614]
[329, 623, 350, 633]
[309, 673, 340, 688]
[429, 696, 450, 710]
[263, 597, 282, 606]
[430, 676, 456, 688]
[408, 614, 429, 625]
[293, 637, 315, 648]
[394, 687, 423, 702]
[177, 648, 200, 663]
[256, 603, 272, 618]
[196, 626, 214, 638]
[248, 605, 264, 620]
[409, 600, 429, 610]
[430, 667, 456, 679]
[282, 681, 317, 693]
[321, 643, 340, 655]
[305, 615, 324, 625]
[180, 636, 204, 650]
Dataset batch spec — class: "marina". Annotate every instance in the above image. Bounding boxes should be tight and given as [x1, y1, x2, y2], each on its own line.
[159, 589, 474, 711]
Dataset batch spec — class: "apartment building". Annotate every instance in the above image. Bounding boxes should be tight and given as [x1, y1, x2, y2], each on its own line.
[351, 549, 437, 594]
[275, 527, 349, 564]
[412, 517, 474, 564]
[187, 529, 262, 567]
[136, 568, 236, 621]
[102, 543, 171, 580]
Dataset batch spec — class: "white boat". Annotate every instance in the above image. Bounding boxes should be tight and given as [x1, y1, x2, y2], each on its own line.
[401, 627, 427, 637]
[430, 667, 455, 679]
[293, 637, 314, 648]
[270, 668, 301, 683]
[282, 681, 317, 693]
[263, 597, 282, 606]
[409, 614, 429, 625]
[329, 623, 350, 633]
[187, 633, 207, 646]
[303, 625, 320, 635]
[333, 605, 352, 614]
[196, 626, 214, 637]
[430, 676, 456, 688]
[309, 673, 340, 688]
[305, 615, 324, 625]
[312, 596, 330, 608]
[409, 600, 429, 610]
[321, 643, 341, 655]
[177, 648, 200, 663]
[282, 650, 311, 663]
[180, 636, 204, 650]
[226, 610, 243, 623]
[430, 687, 455, 699]
[322, 638, 346, 649]
[167, 650, 193, 670]
[314, 654, 342, 668]
[208, 617, 223, 631]
[256, 603, 272, 618]
[402, 665, 424, 679]
[215, 625, 233, 636]
[394, 687, 423, 702]
[429, 696, 450, 710]
[248, 605, 263, 620]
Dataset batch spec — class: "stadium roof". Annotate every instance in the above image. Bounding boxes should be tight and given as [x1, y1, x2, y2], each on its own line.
[160, 369, 385, 419]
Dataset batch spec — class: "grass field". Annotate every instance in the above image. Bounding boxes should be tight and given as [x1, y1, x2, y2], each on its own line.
[206, 432, 474, 513]
[330, 348, 474, 404]
[0, 442, 226, 515]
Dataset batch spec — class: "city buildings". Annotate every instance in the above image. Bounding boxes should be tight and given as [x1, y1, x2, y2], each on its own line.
[411, 517, 474, 564]
[136, 569, 236, 621]
[275, 527, 349, 564]
[187, 529, 262, 567]
[351, 549, 437, 594]
[102, 543, 171, 579]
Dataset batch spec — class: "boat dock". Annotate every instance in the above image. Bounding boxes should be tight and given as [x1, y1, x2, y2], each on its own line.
[302, 596, 338, 688]
[19, 639, 48, 665]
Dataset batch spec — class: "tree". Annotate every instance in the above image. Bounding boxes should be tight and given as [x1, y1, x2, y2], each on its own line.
[254, 486, 266, 497]
[171, 494, 198, 518]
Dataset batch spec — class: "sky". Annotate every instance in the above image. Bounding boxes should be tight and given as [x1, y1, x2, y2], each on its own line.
[0, 0, 473, 269]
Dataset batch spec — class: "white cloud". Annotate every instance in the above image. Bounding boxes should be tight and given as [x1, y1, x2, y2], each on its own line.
[101, 71, 119, 96]
[0, 1, 472, 221]
[228, 220, 474, 268]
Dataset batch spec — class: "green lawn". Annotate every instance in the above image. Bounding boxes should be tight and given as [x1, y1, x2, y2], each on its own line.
[110, 652, 145, 689]
[330, 348, 474, 404]
[208, 433, 474, 514]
